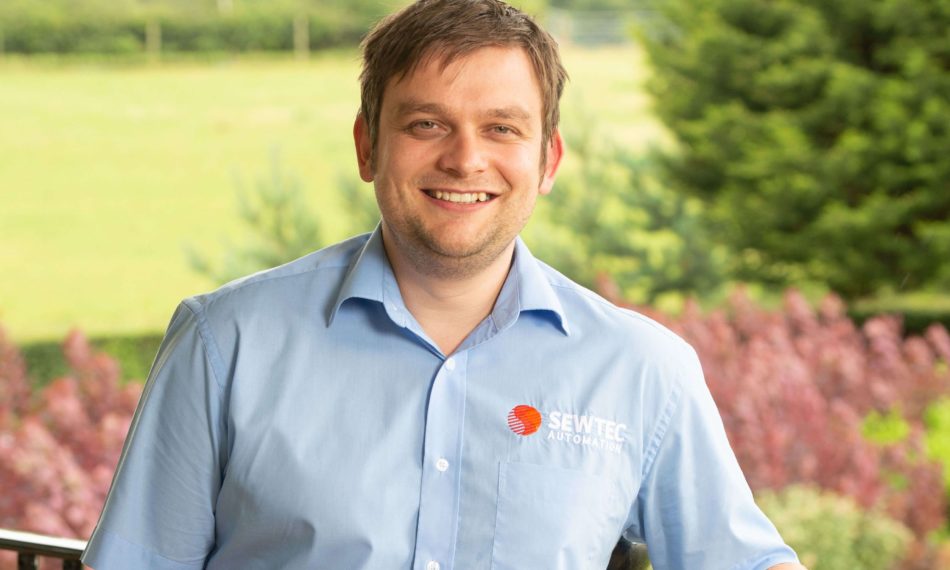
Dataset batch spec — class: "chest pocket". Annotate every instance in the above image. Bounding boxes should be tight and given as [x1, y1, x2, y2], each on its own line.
[490, 461, 625, 570]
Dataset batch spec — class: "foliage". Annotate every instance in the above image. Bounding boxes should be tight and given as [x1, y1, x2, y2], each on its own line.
[526, 122, 728, 306]
[851, 292, 950, 337]
[758, 485, 912, 570]
[187, 151, 378, 284]
[21, 334, 164, 388]
[549, 0, 638, 9]
[606, 285, 950, 541]
[3, 287, 950, 566]
[0, 0, 386, 54]
[640, 0, 950, 299]
[0, 327, 141, 540]
[925, 398, 950, 496]
[863, 408, 911, 446]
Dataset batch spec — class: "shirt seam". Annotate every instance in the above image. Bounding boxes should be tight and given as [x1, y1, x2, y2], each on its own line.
[205, 262, 352, 307]
[639, 377, 684, 482]
[181, 298, 227, 392]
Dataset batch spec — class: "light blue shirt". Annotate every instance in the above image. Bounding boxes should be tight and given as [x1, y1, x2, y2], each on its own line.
[83, 228, 798, 570]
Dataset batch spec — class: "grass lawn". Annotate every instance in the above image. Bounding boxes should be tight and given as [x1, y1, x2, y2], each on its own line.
[0, 45, 666, 342]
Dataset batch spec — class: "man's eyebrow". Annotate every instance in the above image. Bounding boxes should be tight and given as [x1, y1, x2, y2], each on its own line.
[486, 106, 531, 121]
[394, 100, 449, 117]
[393, 100, 532, 122]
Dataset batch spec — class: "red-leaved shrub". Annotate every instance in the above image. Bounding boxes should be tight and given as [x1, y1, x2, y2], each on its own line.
[603, 283, 950, 542]
[0, 328, 141, 543]
[4, 288, 950, 566]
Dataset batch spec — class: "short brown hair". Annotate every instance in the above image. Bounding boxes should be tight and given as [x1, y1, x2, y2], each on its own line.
[359, 0, 567, 150]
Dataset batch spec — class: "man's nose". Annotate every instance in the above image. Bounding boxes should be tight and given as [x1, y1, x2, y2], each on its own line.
[436, 129, 488, 177]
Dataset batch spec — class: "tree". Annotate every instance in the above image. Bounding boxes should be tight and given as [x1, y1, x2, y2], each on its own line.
[187, 150, 379, 284]
[525, 119, 728, 306]
[640, 0, 950, 299]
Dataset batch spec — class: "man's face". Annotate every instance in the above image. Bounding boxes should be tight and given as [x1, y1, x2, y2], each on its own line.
[355, 46, 563, 279]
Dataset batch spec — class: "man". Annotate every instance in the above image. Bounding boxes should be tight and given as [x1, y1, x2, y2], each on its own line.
[83, 1, 805, 569]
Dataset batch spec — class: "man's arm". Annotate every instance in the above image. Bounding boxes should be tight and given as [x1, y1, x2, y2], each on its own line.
[624, 346, 803, 568]
[82, 302, 224, 568]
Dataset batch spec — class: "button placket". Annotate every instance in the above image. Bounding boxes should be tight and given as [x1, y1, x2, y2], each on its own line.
[412, 352, 468, 570]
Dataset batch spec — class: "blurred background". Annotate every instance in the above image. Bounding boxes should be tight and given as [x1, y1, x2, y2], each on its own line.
[0, 0, 948, 568]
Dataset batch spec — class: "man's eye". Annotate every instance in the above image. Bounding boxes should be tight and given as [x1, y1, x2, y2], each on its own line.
[492, 125, 514, 135]
[413, 121, 437, 130]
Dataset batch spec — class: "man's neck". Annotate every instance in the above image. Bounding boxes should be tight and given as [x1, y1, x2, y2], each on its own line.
[382, 237, 515, 356]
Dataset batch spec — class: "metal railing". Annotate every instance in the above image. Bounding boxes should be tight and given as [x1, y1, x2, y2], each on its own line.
[0, 527, 648, 569]
[0, 528, 86, 569]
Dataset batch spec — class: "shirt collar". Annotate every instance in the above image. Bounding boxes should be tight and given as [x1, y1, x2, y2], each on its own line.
[328, 226, 570, 336]
[490, 237, 570, 336]
[327, 225, 403, 326]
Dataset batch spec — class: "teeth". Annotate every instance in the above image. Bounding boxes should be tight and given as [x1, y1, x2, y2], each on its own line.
[430, 191, 490, 204]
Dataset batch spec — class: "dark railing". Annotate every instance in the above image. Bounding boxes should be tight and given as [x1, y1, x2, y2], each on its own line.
[0, 528, 86, 569]
[0, 527, 648, 569]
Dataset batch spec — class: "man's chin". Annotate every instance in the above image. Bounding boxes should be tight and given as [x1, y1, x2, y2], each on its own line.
[408, 236, 513, 279]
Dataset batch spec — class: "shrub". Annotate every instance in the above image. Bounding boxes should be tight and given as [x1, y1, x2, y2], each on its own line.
[757, 485, 912, 570]
[0, 327, 141, 540]
[925, 398, 950, 496]
[0, 1, 382, 55]
[605, 285, 950, 540]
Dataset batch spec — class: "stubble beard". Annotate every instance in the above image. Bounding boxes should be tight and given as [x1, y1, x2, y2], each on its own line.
[393, 213, 523, 281]
[380, 191, 535, 281]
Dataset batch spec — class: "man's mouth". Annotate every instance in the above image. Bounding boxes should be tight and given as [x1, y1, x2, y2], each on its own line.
[424, 190, 493, 204]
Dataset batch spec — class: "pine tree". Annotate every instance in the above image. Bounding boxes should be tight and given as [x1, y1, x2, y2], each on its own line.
[641, 0, 950, 299]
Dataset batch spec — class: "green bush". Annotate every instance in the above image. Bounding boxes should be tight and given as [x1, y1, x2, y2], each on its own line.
[20, 333, 163, 387]
[757, 485, 912, 570]
[0, 0, 383, 54]
[925, 398, 950, 497]
[640, 0, 950, 300]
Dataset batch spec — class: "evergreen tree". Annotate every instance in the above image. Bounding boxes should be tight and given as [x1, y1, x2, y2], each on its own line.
[641, 0, 950, 299]
[526, 120, 728, 306]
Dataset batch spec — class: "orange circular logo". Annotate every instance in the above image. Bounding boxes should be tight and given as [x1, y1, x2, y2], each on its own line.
[507, 405, 543, 436]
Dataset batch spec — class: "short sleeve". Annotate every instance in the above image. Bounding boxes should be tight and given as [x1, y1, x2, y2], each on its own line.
[82, 301, 227, 569]
[624, 348, 799, 570]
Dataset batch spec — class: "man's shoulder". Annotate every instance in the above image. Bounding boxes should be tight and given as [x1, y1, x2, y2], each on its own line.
[535, 258, 695, 359]
[184, 233, 370, 318]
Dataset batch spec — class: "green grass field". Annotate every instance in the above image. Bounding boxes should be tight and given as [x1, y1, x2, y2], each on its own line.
[0, 45, 666, 342]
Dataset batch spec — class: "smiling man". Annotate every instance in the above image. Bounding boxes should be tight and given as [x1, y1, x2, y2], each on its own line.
[83, 1, 805, 569]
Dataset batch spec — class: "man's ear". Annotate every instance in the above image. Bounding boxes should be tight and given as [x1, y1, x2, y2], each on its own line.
[539, 129, 564, 196]
[353, 113, 374, 182]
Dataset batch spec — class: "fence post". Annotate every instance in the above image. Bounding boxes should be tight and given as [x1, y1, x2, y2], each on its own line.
[146, 18, 162, 62]
[294, 14, 309, 61]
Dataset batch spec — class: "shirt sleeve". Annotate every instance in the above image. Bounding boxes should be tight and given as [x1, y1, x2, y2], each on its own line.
[82, 300, 227, 569]
[624, 347, 800, 570]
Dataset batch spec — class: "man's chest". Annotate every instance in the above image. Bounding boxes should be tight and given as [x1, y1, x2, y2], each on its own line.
[212, 329, 649, 570]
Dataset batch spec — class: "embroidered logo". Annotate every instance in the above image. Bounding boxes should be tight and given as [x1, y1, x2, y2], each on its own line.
[545, 411, 627, 453]
[507, 405, 543, 436]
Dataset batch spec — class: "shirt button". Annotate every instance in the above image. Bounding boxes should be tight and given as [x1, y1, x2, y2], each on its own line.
[436, 458, 449, 472]
[426, 562, 440, 570]
[445, 357, 456, 371]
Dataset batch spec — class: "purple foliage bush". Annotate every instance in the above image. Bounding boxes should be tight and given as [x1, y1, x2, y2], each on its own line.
[603, 283, 950, 565]
[0, 328, 141, 542]
[3, 286, 950, 566]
